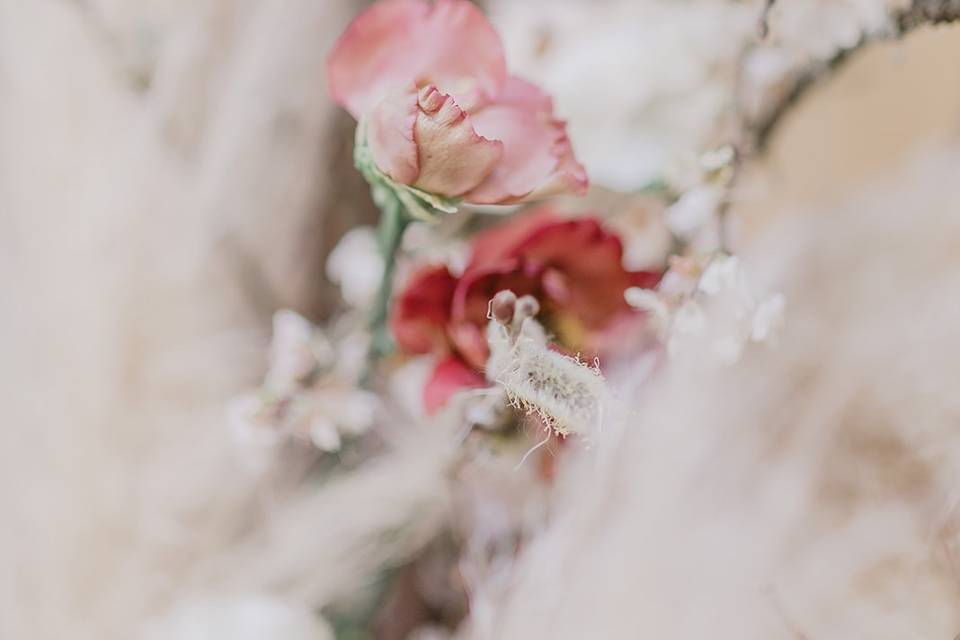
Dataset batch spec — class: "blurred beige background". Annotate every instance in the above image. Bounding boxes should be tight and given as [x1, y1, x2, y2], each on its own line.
[1, 1, 958, 638]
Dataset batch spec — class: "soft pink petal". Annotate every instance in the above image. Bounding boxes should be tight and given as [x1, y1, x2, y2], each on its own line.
[368, 86, 420, 185]
[494, 75, 554, 113]
[520, 127, 589, 201]
[465, 77, 588, 204]
[411, 86, 502, 195]
[327, 0, 506, 118]
[423, 356, 486, 415]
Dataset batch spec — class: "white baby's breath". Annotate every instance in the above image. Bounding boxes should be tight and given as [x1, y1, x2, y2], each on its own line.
[624, 287, 671, 338]
[326, 226, 384, 309]
[664, 185, 723, 241]
[267, 310, 331, 394]
[308, 416, 342, 453]
[751, 293, 787, 343]
[626, 254, 786, 364]
[229, 310, 378, 459]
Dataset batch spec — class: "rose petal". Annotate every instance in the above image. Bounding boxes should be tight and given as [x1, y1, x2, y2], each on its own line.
[450, 265, 539, 368]
[327, 0, 506, 118]
[423, 356, 487, 415]
[470, 214, 657, 333]
[629, 269, 663, 290]
[411, 86, 502, 195]
[493, 75, 555, 113]
[464, 207, 560, 274]
[368, 85, 420, 185]
[510, 218, 633, 328]
[465, 77, 588, 204]
[389, 265, 458, 354]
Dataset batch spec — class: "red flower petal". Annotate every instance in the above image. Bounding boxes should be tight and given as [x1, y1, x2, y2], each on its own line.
[465, 207, 561, 274]
[450, 266, 542, 369]
[509, 218, 634, 328]
[389, 265, 458, 355]
[423, 356, 487, 415]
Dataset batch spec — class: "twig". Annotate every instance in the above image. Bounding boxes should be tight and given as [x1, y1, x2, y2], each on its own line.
[758, 0, 777, 39]
[750, 0, 960, 154]
[717, 0, 960, 251]
[897, 0, 960, 31]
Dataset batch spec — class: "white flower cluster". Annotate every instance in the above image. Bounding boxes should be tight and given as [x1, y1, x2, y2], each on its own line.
[662, 145, 736, 252]
[489, 0, 755, 190]
[626, 254, 785, 364]
[227, 310, 378, 461]
[228, 225, 390, 464]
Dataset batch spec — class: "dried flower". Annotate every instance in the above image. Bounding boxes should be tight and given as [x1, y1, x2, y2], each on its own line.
[327, 0, 587, 204]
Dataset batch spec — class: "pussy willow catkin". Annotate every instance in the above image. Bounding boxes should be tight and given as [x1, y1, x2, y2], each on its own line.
[485, 291, 608, 438]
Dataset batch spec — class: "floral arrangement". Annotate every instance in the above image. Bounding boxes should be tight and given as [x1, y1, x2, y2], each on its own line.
[220, 1, 960, 638]
[230, 0, 786, 634]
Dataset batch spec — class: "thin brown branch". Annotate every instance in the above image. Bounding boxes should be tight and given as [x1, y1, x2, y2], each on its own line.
[716, 0, 960, 251]
[897, 0, 960, 31]
[749, 0, 960, 154]
[758, 0, 777, 39]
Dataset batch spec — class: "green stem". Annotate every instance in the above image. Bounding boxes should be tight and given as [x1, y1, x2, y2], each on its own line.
[365, 191, 410, 378]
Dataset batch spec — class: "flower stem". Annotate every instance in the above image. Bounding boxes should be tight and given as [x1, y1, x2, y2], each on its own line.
[365, 189, 410, 377]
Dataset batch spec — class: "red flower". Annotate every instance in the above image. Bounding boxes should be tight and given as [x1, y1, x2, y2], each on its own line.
[390, 209, 661, 412]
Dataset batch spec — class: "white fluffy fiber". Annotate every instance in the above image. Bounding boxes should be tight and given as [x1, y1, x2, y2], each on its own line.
[483, 147, 960, 639]
[0, 1, 452, 638]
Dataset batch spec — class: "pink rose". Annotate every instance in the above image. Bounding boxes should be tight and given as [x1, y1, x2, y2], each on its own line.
[390, 209, 662, 413]
[327, 0, 587, 204]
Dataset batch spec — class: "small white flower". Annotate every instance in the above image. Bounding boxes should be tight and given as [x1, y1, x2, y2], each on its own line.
[698, 145, 735, 174]
[697, 254, 747, 299]
[326, 226, 384, 309]
[232, 310, 381, 457]
[226, 395, 280, 446]
[751, 293, 786, 343]
[639, 254, 786, 364]
[267, 310, 333, 393]
[323, 388, 379, 437]
[625, 287, 672, 337]
[672, 300, 707, 337]
[309, 416, 342, 453]
[665, 185, 722, 240]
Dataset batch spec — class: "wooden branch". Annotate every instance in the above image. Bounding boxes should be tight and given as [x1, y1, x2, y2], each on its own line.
[748, 0, 960, 154]
[716, 0, 960, 250]
[897, 0, 960, 31]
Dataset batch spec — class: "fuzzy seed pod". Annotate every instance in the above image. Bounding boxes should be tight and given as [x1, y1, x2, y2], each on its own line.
[485, 292, 609, 438]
